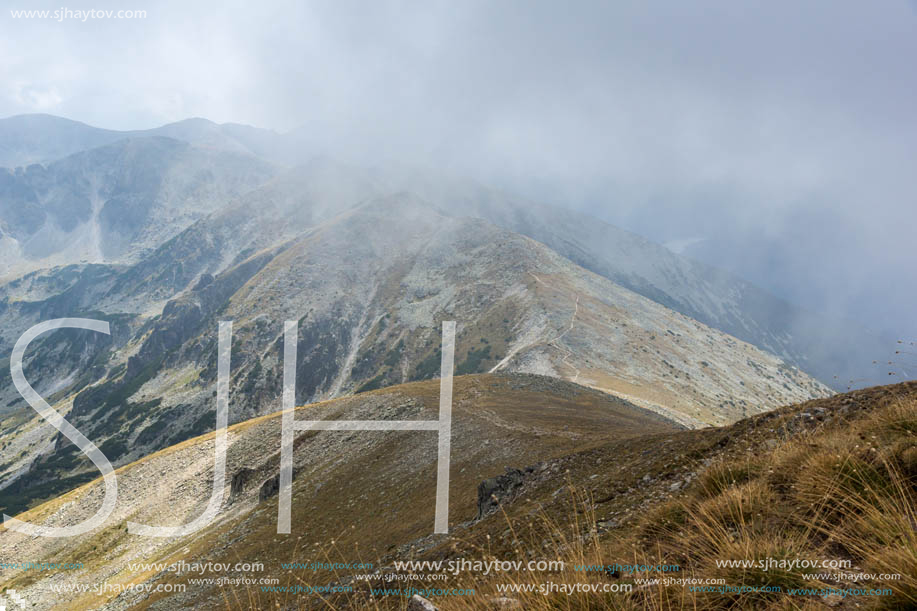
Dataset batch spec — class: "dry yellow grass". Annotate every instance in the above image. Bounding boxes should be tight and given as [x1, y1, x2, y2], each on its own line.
[310, 388, 917, 610]
[7, 380, 913, 610]
[521, 393, 912, 610]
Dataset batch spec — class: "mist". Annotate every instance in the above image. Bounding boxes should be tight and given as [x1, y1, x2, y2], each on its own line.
[2, 0, 915, 345]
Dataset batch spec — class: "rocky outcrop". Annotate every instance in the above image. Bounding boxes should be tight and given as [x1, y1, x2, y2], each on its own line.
[229, 467, 256, 502]
[259, 474, 280, 501]
[258, 468, 300, 502]
[477, 467, 526, 519]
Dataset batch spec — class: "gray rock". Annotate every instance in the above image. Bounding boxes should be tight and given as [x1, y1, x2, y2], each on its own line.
[230, 467, 256, 501]
[597, 518, 619, 530]
[259, 474, 280, 501]
[259, 467, 301, 501]
[478, 468, 525, 519]
[407, 594, 438, 611]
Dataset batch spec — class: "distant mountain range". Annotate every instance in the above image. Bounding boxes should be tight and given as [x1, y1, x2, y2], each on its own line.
[0, 137, 276, 271]
[0, 113, 888, 514]
[0, 113, 299, 168]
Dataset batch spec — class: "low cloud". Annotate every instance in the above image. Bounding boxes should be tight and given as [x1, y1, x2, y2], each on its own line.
[1, 0, 914, 339]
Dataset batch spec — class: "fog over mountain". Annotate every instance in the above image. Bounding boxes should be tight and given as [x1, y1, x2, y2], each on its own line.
[0, 136, 838, 519]
[2, 4, 916, 608]
[3, 0, 913, 358]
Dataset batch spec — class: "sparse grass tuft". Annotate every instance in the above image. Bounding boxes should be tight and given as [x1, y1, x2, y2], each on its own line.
[692, 459, 764, 499]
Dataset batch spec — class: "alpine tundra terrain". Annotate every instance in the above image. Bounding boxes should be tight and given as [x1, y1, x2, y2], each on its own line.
[2, 378, 912, 610]
[0, 374, 681, 609]
[0, 115, 844, 518]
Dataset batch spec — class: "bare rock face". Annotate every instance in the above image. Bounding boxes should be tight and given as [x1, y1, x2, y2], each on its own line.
[229, 467, 256, 501]
[258, 467, 301, 502]
[259, 474, 280, 501]
[477, 467, 525, 519]
[0, 136, 276, 274]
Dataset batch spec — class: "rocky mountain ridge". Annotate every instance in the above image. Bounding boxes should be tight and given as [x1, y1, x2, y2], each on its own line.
[0, 121, 841, 518]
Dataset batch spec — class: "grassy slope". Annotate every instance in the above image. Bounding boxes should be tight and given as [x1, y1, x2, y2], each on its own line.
[387, 382, 917, 611]
[144, 383, 917, 610]
[6, 379, 913, 610]
[0, 373, 679, 610]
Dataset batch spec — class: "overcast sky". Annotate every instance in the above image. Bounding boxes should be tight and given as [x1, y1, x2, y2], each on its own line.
[1, 0, 916, 342]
